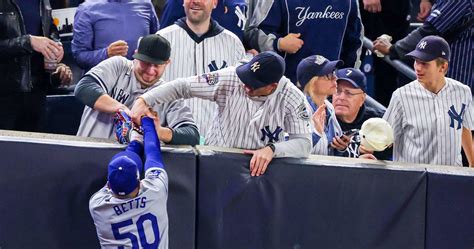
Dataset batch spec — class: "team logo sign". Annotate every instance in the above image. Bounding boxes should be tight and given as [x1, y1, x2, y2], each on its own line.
[296, 103, 310, 120]
[314, 55, 326, 65]
[201, 72, 219, 85]
[251, 62, 260, 72]
[261, 125, 283, 143]
[448, 103, 466, 130]
[418, 41, 427, 50]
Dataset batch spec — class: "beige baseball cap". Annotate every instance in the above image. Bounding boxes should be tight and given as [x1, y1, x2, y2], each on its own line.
[359, 118, 394, 152]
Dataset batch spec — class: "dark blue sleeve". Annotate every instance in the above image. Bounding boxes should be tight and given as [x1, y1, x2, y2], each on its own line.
[125, 140, 144, 173]
[340, 0, 363, 67]
[142, 117, 165, 171]
[258, 0, 287, 52]
[159, 0, 185, 29]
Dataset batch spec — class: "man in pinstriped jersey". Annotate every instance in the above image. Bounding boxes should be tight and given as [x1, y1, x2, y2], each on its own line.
[157, 0, 245, 142]
[383, 36, 474, 167]
[131, 51, 313, 176]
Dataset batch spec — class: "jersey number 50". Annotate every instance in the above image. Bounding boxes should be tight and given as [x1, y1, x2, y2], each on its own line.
[111, 213, 160, 249]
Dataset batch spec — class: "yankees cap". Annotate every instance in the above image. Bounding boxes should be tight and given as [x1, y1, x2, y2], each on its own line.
[133, 34, 171, 64]
[406, 35, 450, 62]
[336, 68, 367, 92]
[297, 55, 343, 89]
[360, 118, 394, 152]
[236, 51, 285, 89]
[108, 151, 142, 196]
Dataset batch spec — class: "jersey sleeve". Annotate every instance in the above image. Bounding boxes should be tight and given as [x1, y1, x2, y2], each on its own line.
[383, 90, 404, 155]
[340, 0, 363, 68]
[84, 56, 127, 94]
[244, 0, 286, 52]
[426, 0, 471, 34]
[143, 168, 168, 194]
[71, 4, 109, 69]
[161, 100, 197, 129]
[283, 91, 313, 135]
[462, 94, 474, 130]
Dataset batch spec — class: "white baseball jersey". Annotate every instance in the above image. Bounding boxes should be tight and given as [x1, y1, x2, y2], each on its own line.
[383, 78, 474, 166]
[157, 19, 245, 138]
[141, 67, 312, 157]
[89, 168, 168, 249]
[76, 56, 195, 139]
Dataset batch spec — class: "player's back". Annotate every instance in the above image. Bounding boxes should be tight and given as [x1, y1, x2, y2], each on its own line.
[89, 168, 169, 249]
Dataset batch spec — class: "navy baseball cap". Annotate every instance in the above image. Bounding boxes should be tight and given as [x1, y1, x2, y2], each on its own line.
[133, 34, 171, 64]
[336, 68, 367, 92]
[107, 151, 142, 196]
[406, 35, 450, 62]
[297, 55, 343, 89]
[236, 51, 285, 89]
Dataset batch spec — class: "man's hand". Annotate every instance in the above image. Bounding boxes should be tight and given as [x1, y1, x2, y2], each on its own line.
[331, 135, 350, 151]
[278, 33, 304, 54]
[30, 36, 63, 61]
[359, 154, 377, 160]
[312, 104, 326, 134]
[373, 37, 393, 55]
[153, 114, 173, 143]
[363, 0, 382, 13]
[417, 0, 432, 21]
[131, 97, 154, 125]
[243, 146, 274, 177]
[52, 63, 73, 86]
[107, 40, 128, 58]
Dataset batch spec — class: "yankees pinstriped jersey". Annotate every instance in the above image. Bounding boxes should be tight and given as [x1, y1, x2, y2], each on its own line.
[383, 78, 474, 166]
[426, 0, 473, 93]
[76, 56, 195, 140]
[141, 67, 312, 156]
[157, 18, 245, 139]
[90, 168, 168, 249]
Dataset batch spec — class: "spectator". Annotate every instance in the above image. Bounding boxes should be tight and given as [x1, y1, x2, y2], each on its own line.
[359, 0, 412, 106]
[383, 36, 474, 166]
[332, 68, 389, 159]
[0, 0, 72, 132]
[374, 0, 473, 94]
[157, 0, 245, 140]
[245, 0, 363, 84]
[90, 116, 169, 248]
[131, 52, 312, 176]
[296, 55, 349, 155]
[75, 34, 199, 146]
[159, 0, 247, 42]
[72, 0, 159, 72]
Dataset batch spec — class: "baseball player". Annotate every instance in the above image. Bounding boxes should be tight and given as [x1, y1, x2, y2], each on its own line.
[131, 51, 312, 176]
[75, 34, 199, 145]
[383, 36, 474, 166]
[157, 0, 245, 140]
[90, 116, 169, 248]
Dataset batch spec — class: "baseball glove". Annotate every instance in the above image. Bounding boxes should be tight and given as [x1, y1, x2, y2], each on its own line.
[113, 110, 143, 144]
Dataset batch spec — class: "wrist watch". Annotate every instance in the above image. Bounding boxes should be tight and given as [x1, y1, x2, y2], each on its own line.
[266, 143, 276, 153]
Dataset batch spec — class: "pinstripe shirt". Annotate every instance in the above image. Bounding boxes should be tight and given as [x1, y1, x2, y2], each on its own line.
[141, 67, 313, 157]
[158, 18, 245, 139]
[383, 78, 474, 166]
[426, 0, 473, 92]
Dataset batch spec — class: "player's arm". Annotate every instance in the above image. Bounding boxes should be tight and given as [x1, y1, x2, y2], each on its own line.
[142, 117, 164, 171]
[71, 5, 109, 69]
[461, 127, 473, 167]
[163, 100, 200, 145]
[340, 0, 363, 68]
[74, 76, 128, 114]
[382, 90, 404, 159]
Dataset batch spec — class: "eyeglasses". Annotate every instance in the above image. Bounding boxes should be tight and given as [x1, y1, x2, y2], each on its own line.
[335, 88, 364, 97]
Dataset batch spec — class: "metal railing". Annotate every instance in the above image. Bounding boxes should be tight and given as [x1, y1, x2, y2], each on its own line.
[363, 37, 416, 80]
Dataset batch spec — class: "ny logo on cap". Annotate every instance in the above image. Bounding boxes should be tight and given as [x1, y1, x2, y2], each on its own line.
[314, 55, 325, 65]
[251, 62, 260, 72]
[418, 41, 427, 50]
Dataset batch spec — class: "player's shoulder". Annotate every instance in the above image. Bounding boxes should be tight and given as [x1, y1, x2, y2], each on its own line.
[157, 24, 184, 37]
[79, 0, 108, 9]
[447, 77, 471, 91]
[219, 29, 243, 43]
[142, 167, 168, 191]
[89, 186, 113, 209]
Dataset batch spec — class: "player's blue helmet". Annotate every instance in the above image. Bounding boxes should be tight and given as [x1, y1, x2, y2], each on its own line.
[107, 151, 142, 196]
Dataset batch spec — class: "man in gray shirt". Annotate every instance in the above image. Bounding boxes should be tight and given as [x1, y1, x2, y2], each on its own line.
[75, 34, 199, 145]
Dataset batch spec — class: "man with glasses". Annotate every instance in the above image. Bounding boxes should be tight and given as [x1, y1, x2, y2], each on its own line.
[75, 34, 199, 146]
[332, 68, 389, 159]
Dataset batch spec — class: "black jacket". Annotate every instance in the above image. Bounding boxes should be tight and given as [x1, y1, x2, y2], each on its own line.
[0, 0, 58, 95]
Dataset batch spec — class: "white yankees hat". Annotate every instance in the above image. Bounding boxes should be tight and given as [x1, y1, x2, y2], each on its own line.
[359, 118, 394, 152]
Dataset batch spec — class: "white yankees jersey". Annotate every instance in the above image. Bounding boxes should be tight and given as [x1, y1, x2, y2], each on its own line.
[383, 78, 474, 166]
[141, 67, 312, 156]
[89, 168, 168, 249]
[76, 56, 195, 139]
[157, 19, 245, 139]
